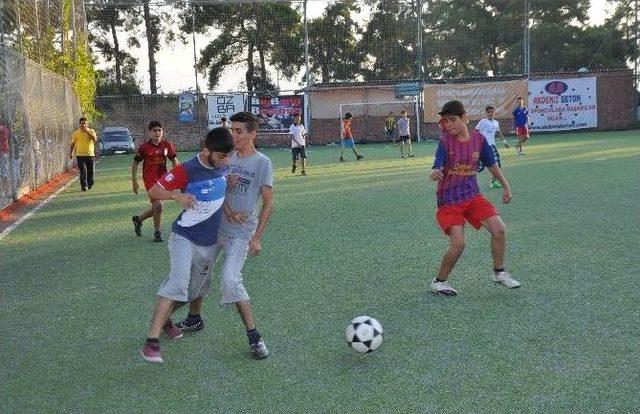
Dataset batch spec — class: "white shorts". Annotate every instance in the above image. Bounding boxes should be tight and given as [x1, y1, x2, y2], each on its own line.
[157, 233, 216, 302]
[197, 234, 250, 304]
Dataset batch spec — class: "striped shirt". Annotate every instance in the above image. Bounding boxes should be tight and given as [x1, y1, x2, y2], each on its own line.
[432, 130, 496, 207]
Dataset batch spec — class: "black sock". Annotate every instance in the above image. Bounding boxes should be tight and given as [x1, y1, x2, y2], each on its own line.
[146, 337, 159, 343]
[187, 313, 201, 322]
[494, 268, 505, 273]
[247, 328, 261, 344]
[435, 277, 446, 283]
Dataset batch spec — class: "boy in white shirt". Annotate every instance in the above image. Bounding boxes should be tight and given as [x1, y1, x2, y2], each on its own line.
[475, 106, 508, 188]
[289, 115, 307, 176]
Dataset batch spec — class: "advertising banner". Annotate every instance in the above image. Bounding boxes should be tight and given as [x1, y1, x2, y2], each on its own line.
[528, 77, 597, 131]
[177, 92, 196, 122]
[250, 95, 304, 133]
[207, 93, 244, 129]
[424, 79, 527, 122]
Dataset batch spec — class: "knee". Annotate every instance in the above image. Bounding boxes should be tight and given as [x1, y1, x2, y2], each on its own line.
[449, 238, 465, 253]
[491, 222, 506, 239]
[153, 202, 163, 213]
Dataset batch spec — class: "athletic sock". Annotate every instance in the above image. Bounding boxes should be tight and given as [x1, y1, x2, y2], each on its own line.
[146, 337, 159, 343]
[187, 313, 201, 322]
[494, 268, 505, 274]
[435, 277, 447, 283]
[247, 328, 261, 344]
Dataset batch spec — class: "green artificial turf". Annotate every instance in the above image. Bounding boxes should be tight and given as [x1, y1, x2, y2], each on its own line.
[1, 131, 639, 413]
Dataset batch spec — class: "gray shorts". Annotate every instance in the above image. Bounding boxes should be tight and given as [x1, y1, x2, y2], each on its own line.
[157, 233, 216, 302]
[197, 234, 250, 304]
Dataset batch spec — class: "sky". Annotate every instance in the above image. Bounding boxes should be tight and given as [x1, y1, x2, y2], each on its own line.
[100, 1, 615, 94]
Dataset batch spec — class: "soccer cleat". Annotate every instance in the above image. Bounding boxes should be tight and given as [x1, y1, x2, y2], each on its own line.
[356, 154, 364, 161]
[175, 317, 204, 332]
[492, 271, 521, 288]
[132, 216, 142, 237]
[491, 180, 503, 189]
[291, 165, 296, 173]
[339, 156, 345, 162]
[250, 340, 269, 359]
[140, 341, 163, 363]
[430, 278, 458, 296]
[301, 170, 307, 176]
[408, 154, 415, 158]
[163, 319, 184, 340]
[153, 231, 163, 243]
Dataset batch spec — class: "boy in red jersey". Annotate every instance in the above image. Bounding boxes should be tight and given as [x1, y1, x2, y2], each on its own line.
[429, 101, 520, 296]
[131, 121, 178, 242]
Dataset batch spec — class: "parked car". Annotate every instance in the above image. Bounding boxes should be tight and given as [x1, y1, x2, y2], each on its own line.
[99, 127, 135, 155]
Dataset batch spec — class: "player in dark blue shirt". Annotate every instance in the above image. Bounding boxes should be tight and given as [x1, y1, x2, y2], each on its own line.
[512, 97, 530, 155]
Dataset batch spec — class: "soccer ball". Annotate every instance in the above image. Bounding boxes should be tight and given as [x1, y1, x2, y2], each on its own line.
[345, 316, 383, 353]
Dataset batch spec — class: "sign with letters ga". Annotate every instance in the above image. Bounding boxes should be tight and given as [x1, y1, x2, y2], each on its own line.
[528, 77, 597, 131]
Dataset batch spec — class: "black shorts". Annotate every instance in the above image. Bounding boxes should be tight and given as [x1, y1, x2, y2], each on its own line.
[292, 146, 307, 160]
[398, 135, 410, 142]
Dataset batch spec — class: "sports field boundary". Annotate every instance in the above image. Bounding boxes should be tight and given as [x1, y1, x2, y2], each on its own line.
[0, 167, 80, 241]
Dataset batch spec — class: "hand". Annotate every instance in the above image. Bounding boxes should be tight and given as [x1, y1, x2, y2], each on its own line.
[502, 187, 512, 204]
[173, 193, 196, 210]
[430, 168, 444, 181]
[132, 180, 139, 195]
[249, 237, 262, 257]
[69, 153, 73, 160]
[227, 174, 239, 189]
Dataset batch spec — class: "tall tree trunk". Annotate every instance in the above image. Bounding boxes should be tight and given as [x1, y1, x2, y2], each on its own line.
[110, 21, 122, 88]
[246, 40, 255, 92]
[259, 46, 267, 84]
[143, 0, 157, 94]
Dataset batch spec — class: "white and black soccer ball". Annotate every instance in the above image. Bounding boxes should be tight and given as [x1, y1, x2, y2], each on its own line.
[345, 316, 383, 353]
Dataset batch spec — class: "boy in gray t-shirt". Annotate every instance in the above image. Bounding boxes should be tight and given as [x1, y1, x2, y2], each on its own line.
[176, 112, 274, 360]
[396, 110, 414, 159]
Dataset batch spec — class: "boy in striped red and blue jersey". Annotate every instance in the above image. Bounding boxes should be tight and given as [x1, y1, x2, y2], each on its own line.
[429, 100, 521, 296]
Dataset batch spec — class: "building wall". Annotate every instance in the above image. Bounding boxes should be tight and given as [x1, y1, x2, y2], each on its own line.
[94, 70, 636, 151]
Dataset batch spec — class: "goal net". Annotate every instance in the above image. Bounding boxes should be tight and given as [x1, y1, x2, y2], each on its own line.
[338, 99, 420, 143]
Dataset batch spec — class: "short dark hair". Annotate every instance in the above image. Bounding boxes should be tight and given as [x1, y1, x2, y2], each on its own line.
[517, 97, 523, 100]
[438, 100, 466, 117]
[485, 105, 495, 111]
[148, 120, 162, 131]
[204, 127, 234, 153]
[229, 111, 258, 132]
[79, 117, 87, 123]
[220, 117, 227, 122]
[344, 112, 353, 120]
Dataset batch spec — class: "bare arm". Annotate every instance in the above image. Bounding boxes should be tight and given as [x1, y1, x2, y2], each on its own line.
[248, 185, 274, 256]
[148, 183, 195, 209]
[171, 157, 179, 168]
[69, 143, 75, 159]
[131, 160, 140, 194]
[487, 164, 512, 204]
[87, 129, 97, 142]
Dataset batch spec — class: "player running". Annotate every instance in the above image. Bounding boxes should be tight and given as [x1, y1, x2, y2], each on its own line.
[131, 121, 178, 242]
[475, 106, 507, 188]
[339, 112, 364, 162]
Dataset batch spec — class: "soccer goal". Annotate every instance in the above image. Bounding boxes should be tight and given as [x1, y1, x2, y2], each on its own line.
[338, 98, 421, 143]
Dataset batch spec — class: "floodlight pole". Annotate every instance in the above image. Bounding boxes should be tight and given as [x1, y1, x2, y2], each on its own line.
[524, 0, 530, 77]
[303, 0, 311, 135]
[192, 5, 199, 94]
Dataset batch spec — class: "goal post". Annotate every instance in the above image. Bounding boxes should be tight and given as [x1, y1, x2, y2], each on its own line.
[338, 98, 422, 143]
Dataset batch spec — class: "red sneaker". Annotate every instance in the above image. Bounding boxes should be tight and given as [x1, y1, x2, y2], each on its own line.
[140, 341, 163, 363]
[163, 319, 183, 341]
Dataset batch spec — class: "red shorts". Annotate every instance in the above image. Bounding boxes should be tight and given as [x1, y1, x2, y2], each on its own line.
[436, 195, 498, 235]
[516, 126, 529, 137]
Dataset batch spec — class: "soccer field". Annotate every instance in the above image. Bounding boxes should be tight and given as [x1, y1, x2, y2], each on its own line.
[1, 131, 639, 413]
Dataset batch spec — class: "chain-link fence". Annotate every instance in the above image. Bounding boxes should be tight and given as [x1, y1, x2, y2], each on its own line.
[1, 0, 87, 209]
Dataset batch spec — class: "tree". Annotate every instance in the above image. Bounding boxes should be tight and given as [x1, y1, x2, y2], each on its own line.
[307, 1, 364, 83]
[181, 3, 303, 92]
[87, 1, 141, 94]
[359, 0, 419, 81]
[141, 1, 181, 94]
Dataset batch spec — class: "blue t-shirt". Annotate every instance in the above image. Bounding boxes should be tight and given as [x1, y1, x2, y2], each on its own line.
[512, 107, 529, 127]
[156, 155, 228, 246]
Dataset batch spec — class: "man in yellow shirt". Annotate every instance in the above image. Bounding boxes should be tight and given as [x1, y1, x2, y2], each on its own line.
[69, 117, 97, 191]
